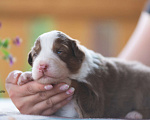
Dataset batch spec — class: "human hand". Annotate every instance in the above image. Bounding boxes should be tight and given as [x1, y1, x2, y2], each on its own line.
[5, 70, 74, 116]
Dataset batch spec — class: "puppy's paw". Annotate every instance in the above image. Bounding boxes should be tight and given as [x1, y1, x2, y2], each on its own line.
[17, 71, 33, 86]
[125, 111, 143, 119]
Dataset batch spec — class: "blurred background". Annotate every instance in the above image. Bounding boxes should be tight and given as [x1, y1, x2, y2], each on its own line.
[0, 0, 147, 97]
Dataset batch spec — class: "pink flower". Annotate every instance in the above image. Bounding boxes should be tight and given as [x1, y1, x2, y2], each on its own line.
[13, 36, 22, 46]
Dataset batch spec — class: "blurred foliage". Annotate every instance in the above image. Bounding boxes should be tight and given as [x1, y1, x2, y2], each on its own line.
[0, 22, 21, 66]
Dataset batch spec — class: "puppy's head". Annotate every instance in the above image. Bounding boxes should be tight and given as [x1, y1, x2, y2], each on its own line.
[28, 30, 85, 84]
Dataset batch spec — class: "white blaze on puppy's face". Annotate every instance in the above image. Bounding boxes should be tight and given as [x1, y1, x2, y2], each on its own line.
[30, 31, 69, 84]
[28, 31, 85, 84]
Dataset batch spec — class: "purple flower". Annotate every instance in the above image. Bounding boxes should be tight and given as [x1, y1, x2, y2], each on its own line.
[8, 54, 14, 66]
[13, 36, 22, 46]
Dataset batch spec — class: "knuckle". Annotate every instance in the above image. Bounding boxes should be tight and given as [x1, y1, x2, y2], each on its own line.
[46, 98, 54, 107]
[38, 85, 45, 92]
[20, 107, 36, 115]
[38, 92, 47, 99]
[60, 100, 68, 106]
[6, 71, 14, 83]
[41, 109, 55, 116]
[9, 91, 15, 98]
[51, 106, 58, 113]
[26, 84, 34, 94]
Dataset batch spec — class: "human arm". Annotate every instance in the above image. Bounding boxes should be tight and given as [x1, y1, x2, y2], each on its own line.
[118, 11, 150, 66]
[118, 1, 150, 66]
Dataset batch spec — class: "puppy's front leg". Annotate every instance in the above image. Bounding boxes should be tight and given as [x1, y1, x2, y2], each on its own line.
[17, 71, 33, 86]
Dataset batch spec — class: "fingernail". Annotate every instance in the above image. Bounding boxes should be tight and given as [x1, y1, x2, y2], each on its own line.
[44, 85, 53, 90]
[60, 84, 69, 91]
[66, 87, 75, 95]
[67, 96, 73, 101]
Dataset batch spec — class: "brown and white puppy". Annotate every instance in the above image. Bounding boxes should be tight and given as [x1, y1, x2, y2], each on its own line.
[18, 30, 150, 119]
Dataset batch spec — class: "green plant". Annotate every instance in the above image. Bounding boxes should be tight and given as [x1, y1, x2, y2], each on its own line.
[0, 22, 21, 65]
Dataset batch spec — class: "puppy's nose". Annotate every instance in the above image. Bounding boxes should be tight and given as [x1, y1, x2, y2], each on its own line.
[39, 64, 48, 72]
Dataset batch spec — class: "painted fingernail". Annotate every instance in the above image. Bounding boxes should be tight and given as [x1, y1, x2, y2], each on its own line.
[67, 96, 73, 101]
[66, 87, 75, 95]
[44, 85, 53, 90]
[60, 84, 69, 91]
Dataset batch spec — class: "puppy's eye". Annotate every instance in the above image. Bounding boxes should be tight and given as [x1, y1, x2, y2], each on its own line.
[57, 51, 62, 54]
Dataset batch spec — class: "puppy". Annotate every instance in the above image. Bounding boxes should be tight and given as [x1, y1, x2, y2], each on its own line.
[17, 30, 150, 119]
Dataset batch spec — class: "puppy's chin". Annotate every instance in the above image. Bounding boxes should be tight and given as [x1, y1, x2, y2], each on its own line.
[35, 76, 60, 85]
[35, 76, 71, 85]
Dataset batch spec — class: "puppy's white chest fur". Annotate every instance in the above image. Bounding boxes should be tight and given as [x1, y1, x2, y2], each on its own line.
[55, 100, 79, 118]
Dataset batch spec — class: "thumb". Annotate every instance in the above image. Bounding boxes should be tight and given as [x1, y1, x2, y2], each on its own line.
[5, 70, 23, 94]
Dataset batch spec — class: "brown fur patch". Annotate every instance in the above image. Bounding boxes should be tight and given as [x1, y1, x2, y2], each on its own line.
[71, 57, 105, 118]
[71, 79, 104, 118]
[28, 38, 41, 66]
[52, 33, 85, 73]
[71, 55, 150, 119]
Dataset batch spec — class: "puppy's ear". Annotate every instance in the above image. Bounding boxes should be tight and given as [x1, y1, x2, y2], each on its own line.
[71, 40, 85, 63]
[28, 52, 33, 66]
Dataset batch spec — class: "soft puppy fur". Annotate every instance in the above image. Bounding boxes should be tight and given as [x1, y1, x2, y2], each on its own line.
[19, 30, 150, 119]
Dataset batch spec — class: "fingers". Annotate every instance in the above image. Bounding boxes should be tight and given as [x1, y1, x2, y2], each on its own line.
[20, 97, 72, 116]
[35, 87, 74, 110]
[5, 70, 22, 94]
[7, 79, 53, 98]
[17, 82, 71, 97]
[6, 70, 52, 96]
[17, 83, 75, 116]
[6, 70, 74, 116]
[31, 88, 74, 115]
[19, 81, 53, 96]
[19, 78, 69, 97]
[34, 83, 70, 103]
